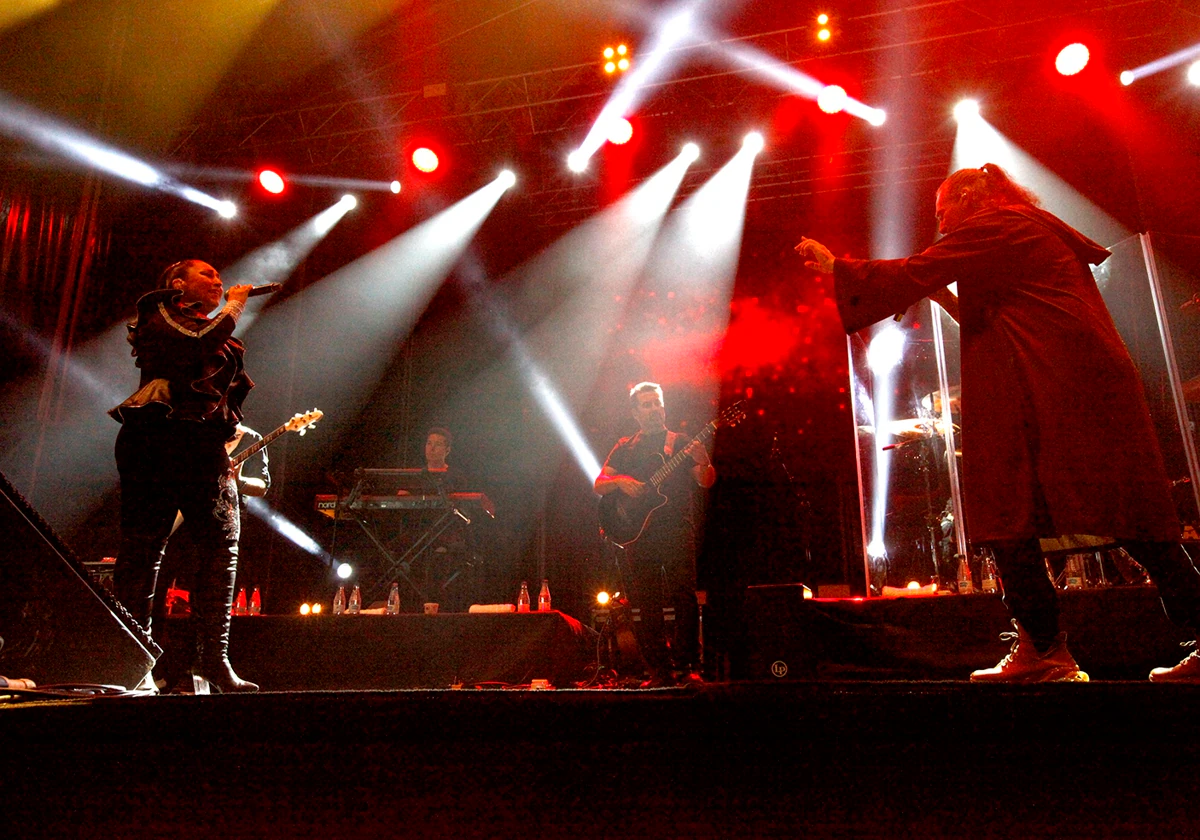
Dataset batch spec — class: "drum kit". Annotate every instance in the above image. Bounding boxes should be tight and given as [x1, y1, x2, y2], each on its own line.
[857, 386, 961, 453]
[857, 386, 962, 589]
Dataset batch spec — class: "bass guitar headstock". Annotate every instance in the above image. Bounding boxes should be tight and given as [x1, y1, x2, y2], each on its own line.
[287, 408, 324, 436]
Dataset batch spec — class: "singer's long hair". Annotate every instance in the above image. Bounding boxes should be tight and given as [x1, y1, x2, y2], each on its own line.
[941, 163, 1040, 215]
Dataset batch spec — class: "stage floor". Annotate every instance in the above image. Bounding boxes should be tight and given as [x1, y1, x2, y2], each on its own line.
[6, 680, 1200, 837]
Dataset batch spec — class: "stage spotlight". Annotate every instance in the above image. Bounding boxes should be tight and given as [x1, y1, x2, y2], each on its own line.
[341, 194, 358, 209]
[817, 13, 829, 25]
[954, 99, 981, 122]
[336, 562, 353, 579]
[618, 58, 630, 71]
[390, 180, 402, 194]
[867, 108, 887, 127]
[605, 61, 616, 74]
[818, 28, 831, 42]
[1120, 70, 1135, 86]
[567, 150, 588, 173]
[311, 603, 322, 615]
[596, 591, 611, 606]
[607, 117, 633, 145]
[217, 201, 237, 219]
[412, 147, 439, 173]
[604, 47, 615, 59]
[498, 169, 517, 189]
[617, 44, 627, 56]
[681, 142, 700, 163]
[1189, 60, 1200, 86]
[817, 84, 848, 114]
[1056, 43, 1090, 76]
[742, 131, 764, 154]
[300, 603, 311, 615]
[258, 169, 285, 194]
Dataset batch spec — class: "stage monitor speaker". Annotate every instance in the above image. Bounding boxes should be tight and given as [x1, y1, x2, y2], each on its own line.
[0, 470, 159, 690]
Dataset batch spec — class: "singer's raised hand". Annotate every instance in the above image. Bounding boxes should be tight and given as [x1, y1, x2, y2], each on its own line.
[794, 237, 835, 274]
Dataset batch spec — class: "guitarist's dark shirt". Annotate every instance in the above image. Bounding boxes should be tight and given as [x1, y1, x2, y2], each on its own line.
[602, 429, 698, 537]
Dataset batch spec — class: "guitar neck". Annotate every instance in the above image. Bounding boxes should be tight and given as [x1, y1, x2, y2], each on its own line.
[231, 424, 288, 468]
[649, 422, 717, 489]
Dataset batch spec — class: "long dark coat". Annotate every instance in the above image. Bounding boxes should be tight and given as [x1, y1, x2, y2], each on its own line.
[833, 204, 1179, 543]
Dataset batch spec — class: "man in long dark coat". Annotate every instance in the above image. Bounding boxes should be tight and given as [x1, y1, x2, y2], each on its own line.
[796, 163, 1200, 682]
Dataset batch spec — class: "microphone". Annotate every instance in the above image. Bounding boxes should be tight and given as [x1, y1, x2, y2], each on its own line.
[227, 283, 283, 300]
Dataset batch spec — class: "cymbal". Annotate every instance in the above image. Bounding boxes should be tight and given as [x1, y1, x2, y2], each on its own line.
[921, 386, 961, 416]
[883, 418, 935, 440]
[859, 419, 958, 440]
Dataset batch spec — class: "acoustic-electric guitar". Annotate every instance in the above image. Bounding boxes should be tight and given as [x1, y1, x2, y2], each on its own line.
[598, 401, 745, 547]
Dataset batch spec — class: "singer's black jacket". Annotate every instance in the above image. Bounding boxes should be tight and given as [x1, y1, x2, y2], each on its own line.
[833, 205, 1177, 544]
[109, 288, 253, 442]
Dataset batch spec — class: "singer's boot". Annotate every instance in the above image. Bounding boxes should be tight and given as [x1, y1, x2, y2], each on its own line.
[191, 552, 258, 694]
[113, 541, 166, 634]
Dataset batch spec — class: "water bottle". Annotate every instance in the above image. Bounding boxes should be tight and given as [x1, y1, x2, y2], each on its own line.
[517, 581, 531, 613]
[538, 579, 552, 612]
[348, 585, 362, 614]
[956, 556, 974, 595]
[249, 587, 262, 615]
[233, 587, 248, 615]
[1065, 554, 1085, 590]
[981, 557, 1000, 594]
[333, 585, 346, 615]
[386, 582, 401, 615]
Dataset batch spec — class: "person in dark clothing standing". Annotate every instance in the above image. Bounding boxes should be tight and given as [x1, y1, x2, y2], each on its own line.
[796, 163, 1200, 682]
[110, 259, 259, 693]
[595, 382, 716, 687]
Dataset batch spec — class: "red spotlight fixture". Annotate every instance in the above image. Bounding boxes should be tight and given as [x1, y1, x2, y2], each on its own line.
[1056, 42, 1090, 76]
[607, 117, 633, 145]
[258, 169, 285, 194]
[412, 147, 439, 173]
[817, 85, 847, 114]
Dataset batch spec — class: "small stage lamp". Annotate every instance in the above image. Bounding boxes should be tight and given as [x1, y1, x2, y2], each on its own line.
[412, 147, 439, 173]
[1055, 43, 1090, 77]
[607, 117, 633, 145]
[258, 169, 285, 194]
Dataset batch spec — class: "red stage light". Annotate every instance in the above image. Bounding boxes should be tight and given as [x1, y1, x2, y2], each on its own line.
[607, 117, 633, 145]
[412, 147, 439, 173]
[1056, 43, 1090, 76]
[258, 169, 285, 194]
[817, 85, 847, 114]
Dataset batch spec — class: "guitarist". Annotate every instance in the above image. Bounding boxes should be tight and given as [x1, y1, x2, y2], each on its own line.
[594, 382, 716, 687]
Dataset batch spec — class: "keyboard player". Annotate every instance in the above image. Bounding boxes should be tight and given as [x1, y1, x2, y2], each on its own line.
[395, 427, 473, 609]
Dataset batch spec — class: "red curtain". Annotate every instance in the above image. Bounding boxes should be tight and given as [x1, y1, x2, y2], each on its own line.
[1, 174, 111, 498]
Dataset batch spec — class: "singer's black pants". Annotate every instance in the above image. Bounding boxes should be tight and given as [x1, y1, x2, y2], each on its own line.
[113, 421, 240, 640]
